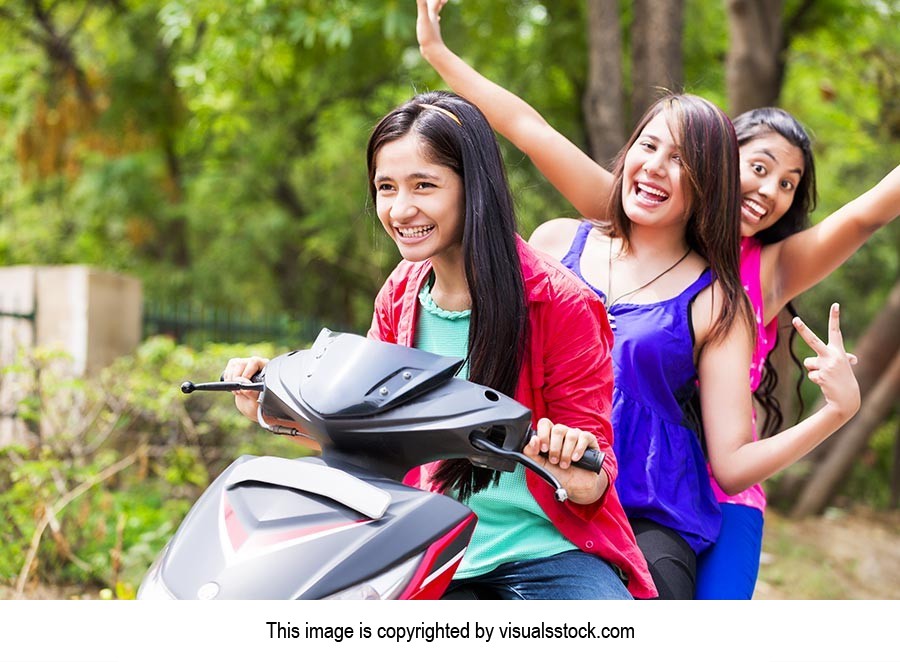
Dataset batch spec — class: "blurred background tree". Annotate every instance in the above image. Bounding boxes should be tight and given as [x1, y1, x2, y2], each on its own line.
[1, 0, 897, 515]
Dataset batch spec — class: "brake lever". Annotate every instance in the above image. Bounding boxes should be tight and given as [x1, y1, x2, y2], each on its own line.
[469, 432, 569, 502]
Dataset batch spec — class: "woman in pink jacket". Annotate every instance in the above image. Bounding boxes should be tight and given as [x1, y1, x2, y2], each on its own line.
[225, 90, 656, 599]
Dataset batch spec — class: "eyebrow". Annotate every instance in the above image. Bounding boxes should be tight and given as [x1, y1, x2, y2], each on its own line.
[373, 171, 441, 183]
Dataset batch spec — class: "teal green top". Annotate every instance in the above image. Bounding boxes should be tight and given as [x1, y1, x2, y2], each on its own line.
[414, 279, 575, 579]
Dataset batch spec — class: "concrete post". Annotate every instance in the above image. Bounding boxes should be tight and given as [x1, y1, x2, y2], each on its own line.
[0, 266, 142, 446]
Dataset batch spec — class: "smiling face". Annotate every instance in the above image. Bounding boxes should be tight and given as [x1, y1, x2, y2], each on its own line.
[621, 112, 692, 231]
[739, 132, 805, 237]
[373, 132, 466, 268]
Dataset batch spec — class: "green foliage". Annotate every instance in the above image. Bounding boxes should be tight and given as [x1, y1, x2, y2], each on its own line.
[0, 338, 309, 595]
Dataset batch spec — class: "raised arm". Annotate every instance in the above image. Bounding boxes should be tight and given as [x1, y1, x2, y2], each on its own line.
[763, 164, 900, 321]
[416, 0, 612, 219]
[700, 302, 860, 494]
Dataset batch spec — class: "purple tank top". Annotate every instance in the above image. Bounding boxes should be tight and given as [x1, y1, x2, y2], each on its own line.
[560, 221, 720, 553]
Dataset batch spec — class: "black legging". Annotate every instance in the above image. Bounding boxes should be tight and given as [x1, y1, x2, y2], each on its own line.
[630, 518, 697, 600]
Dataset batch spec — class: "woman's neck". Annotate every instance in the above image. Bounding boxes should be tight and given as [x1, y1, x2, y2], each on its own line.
[430, 255, 472, 312]
[625, 223, 691, 261]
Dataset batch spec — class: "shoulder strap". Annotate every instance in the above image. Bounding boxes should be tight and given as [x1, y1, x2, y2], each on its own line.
[683, 267, 714, 301]
[559, 220, 594, 269]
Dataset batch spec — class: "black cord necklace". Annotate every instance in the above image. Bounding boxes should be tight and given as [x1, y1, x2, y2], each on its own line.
[606, 238, 692, 330]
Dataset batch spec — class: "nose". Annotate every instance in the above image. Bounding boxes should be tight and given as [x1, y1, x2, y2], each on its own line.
[758, 176, 778, 198]
[389, 189, 417, 222]
[642, 151, 666, 177]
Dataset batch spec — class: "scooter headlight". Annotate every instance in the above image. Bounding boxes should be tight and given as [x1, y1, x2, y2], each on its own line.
[323, 553, 424, 600]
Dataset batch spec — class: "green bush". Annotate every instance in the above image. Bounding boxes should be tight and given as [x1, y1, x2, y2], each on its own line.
[0, 337, 311, 597]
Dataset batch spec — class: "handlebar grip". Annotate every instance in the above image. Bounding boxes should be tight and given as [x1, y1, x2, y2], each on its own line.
[539, 447, 605, 474]
[575, 448, 605, 474]
[218, 370, 264, 383]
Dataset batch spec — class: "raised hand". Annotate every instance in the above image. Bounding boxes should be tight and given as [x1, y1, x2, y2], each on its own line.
[416, 0, 449, 52]
[792, 303, 861, 420]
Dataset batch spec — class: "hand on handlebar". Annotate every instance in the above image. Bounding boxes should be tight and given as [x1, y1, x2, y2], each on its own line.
[523, 418, 609, 505]
[222, 356, 270, 421]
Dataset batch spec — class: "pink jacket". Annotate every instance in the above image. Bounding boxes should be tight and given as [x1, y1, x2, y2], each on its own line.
[367, 236, 657, 599]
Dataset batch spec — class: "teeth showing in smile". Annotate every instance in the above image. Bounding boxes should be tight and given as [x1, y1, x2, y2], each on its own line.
[636, 182, 669, 202]
[396, 225, 435, 238]
[742, 198, 766, 220]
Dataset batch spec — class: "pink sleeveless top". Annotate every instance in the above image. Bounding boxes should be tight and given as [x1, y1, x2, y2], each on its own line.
[709, 237, 777, 511]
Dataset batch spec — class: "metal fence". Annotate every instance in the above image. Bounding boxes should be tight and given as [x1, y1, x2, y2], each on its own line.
[0, 293, 37, 444]
[0, 292, 36, 361]
[141, 300, 331, 349]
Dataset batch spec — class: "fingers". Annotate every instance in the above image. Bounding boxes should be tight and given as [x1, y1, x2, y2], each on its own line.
[223, 356, 269, 401]
[806, 354, 858, 372]
[223, 356, 268, 381]
[792, 315, 827, 355]
[827, 302, 846, 351]
[420, 0, 443, 23]
[530, 418, 598, 469]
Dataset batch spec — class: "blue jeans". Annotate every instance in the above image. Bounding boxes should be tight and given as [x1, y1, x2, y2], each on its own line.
[445, 549, 632, 600]
[695, 503, 764, 600]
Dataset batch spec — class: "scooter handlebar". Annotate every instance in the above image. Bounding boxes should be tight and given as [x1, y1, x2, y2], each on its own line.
[181, 370, 265, 394]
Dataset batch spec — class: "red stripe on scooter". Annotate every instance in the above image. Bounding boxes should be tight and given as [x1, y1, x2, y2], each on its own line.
[397, 513, 476, 600]
[222, 494, 369, 554]
[223, 498, 249, 551]
[252, 519, 369, 549]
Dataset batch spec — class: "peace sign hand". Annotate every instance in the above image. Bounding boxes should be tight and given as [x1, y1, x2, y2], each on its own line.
[792, 303, 861, 421]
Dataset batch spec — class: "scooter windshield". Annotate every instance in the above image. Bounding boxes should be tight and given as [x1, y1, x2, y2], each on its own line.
[295, 329, 465, 418]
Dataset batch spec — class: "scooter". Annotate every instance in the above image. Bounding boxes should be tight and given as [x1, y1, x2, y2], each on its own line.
[137, 329, 602, 600]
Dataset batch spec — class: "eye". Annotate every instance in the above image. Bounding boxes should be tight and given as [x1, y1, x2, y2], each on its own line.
[376, 182, 395, 193]
[672, 153, 683, 165]
[751, 163, 766, 176]
[780, 179, 795, 191]
[415, 181, 436, 190]
[639, 140, 655, 151]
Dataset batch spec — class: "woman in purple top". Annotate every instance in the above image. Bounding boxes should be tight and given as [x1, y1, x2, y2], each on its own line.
[417, 0, 867, 598]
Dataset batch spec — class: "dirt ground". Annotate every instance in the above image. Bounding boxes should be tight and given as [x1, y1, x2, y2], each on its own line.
[755, 506, 900, 599]
[3, 506, 899, 600]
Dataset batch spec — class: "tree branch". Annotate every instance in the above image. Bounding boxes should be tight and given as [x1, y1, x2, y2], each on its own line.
[15, 449, 142, 597]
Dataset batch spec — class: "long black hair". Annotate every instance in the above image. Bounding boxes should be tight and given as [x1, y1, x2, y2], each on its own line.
[366, 91, 528, 499]
[734, 107, 817, 435]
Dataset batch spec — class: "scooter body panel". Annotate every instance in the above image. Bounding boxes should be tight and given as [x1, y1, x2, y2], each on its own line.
[146, 455, 475, 600]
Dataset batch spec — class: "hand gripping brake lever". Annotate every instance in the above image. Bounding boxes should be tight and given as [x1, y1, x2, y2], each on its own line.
[468, 430, 606, 503]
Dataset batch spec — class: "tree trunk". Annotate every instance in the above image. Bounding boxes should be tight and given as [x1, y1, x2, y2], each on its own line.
[837, 281, 900, 399]
[725, 0, 784, 115]
[631, 0, 684, 120]
[583, 0, 625, 167]
[791, 349, 900, 517]
[890, 423, 900, 509]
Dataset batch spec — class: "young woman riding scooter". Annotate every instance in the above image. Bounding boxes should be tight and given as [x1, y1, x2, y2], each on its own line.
[224, 90, 657, 599]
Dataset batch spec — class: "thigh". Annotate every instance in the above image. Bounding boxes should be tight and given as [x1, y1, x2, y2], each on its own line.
[452, 550, 632, 600]
[630, 518, 697, 600]
[695, 503, 764, 600]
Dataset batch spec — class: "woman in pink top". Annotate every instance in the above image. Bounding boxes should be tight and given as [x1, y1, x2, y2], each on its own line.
[416, 0, 897, 598]
[696, 109, 899, 598]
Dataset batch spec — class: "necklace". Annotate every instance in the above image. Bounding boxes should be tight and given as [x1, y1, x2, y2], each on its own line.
[605, 238, 691, 330]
